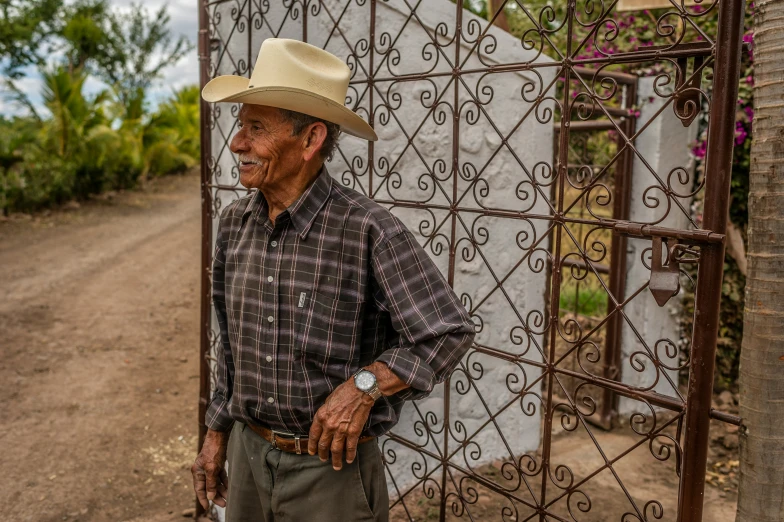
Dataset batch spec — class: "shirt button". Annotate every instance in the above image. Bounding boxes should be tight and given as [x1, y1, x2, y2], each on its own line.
[267, 397, 274, 404]
[266, 355, 272, 362]
[270, 240, 278, 247]
[267, 276, 273, 283]
[267, 315, 274, 323]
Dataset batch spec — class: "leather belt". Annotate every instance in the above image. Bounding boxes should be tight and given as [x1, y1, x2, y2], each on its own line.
[247, 423, 375, 455]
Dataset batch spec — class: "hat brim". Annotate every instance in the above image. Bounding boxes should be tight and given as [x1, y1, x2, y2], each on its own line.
[202, 75, 378, 141]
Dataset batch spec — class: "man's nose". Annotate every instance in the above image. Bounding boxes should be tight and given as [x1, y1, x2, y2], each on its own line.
[230, 131, 247, 154]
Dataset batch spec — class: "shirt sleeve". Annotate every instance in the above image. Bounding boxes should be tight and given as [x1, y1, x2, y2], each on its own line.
[371, 230, 476, 400]
[204, 218, 236, 432]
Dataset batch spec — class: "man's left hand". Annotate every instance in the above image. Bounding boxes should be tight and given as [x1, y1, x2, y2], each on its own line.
[308, 378, 374, 470]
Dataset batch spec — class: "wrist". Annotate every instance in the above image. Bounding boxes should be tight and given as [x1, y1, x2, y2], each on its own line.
[205, 427, 231, 446]
[365, 361, 409, 397]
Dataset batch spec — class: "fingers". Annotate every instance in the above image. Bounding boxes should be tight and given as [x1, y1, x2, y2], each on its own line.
[214, 467, 229, 508]
[310, 409, 334, 462]
[214, 481, 228, 508]
[331, 431, 346, 470]
[220, 467, 229, 490]
[344, 425, 363, 465]
[204, 464, 220, 502]
[191, 463, 209, 511]
[308, 413, 324, 456]
[317, 427, 333, 462]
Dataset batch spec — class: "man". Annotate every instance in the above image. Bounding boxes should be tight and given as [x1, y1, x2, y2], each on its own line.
[191, 38, 475, 522]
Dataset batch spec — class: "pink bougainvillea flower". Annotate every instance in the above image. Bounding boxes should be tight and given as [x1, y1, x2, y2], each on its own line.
[734, 121, 748, 146]
[692, 140, 707, 159]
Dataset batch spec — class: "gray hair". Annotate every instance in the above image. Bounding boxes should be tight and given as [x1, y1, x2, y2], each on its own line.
[278, 108, 341, 162]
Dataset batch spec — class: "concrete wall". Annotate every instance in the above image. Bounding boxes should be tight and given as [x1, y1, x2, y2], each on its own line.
[618, 76, 700, 416]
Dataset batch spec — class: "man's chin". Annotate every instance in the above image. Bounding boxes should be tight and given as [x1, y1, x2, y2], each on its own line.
[239, 171, 262, 190]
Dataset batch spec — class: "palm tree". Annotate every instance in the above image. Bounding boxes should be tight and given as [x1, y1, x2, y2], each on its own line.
[141, 85, 200, 177]
[736, 1, 784, 520]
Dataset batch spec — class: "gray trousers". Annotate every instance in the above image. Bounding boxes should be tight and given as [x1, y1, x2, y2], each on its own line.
[225, 423, 389, 522]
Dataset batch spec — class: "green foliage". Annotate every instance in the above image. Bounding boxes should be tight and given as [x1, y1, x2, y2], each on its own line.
[1, 80, 200, 213]
[1, 1, 198, 214]
[51, 1, 193, 109]
[97, 3, 192, 108]
[0, 0, 63, 78]
[560, 284, 609, 318]
[142, 86, 200, 177]
[680, 255, 746, 391]
[59, 0, 113, 73]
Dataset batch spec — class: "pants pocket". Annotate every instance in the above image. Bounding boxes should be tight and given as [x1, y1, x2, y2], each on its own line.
[354, 441, 389, 522]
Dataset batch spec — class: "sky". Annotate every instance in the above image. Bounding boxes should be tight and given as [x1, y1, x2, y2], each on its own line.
[1, 0, 200, 117]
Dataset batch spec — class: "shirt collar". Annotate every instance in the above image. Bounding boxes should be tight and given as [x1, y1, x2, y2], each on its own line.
[242, 164, 333, 240]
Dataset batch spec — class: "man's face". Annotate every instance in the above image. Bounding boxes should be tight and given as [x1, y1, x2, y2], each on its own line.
[229, 104, 301, 191]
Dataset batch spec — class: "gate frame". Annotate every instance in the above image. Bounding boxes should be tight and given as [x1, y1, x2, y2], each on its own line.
[196, 1, 747, 520]
[676, 0, 745, 519]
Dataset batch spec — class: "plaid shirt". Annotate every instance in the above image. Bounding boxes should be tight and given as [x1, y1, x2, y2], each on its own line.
[206, 165, 475, 437]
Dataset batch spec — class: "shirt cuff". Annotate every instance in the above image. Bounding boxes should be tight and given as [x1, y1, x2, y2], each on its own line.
[375, 348, 437, 401]
[205, 394, 234, 432]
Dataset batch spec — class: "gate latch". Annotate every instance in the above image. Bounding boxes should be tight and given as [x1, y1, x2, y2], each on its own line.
[649, 237, 680, 307]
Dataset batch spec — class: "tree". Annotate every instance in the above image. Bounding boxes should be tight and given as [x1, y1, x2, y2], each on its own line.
[58, 0, 112, 74]
[736, 0, 784, 521]
[0, 0, 63, 78]
[95, 3, 192, 112]
[485, 0, 510, 31]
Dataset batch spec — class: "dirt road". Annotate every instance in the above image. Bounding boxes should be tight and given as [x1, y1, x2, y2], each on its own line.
[0, 172, 203, 522]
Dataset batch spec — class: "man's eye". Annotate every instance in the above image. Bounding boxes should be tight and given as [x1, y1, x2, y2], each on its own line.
[252, 126, 261, 132]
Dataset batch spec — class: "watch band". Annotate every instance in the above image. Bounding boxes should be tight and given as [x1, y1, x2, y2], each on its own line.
[366, 384, 383, 401]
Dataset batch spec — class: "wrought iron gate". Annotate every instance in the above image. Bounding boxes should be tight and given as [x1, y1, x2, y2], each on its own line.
[197, 1, 745, 520]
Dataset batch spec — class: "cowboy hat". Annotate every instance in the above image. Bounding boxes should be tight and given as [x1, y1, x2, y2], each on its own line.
[202, 38, 377, 141]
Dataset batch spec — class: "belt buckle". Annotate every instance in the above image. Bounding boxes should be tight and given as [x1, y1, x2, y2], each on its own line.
[270, 429, 296, 452]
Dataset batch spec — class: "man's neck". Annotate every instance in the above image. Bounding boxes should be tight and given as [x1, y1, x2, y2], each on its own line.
[263, 163, 322, 225]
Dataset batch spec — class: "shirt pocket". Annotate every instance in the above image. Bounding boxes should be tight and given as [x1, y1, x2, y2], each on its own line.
[295, 291, 365, 373]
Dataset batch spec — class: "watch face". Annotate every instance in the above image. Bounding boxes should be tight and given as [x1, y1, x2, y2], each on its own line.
[355, 371, 376, 392]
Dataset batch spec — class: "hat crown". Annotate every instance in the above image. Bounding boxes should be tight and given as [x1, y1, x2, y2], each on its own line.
[249, 39, 350, 105]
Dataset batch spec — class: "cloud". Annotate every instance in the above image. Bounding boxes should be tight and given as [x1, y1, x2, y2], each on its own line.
[1, 73, 45, 118]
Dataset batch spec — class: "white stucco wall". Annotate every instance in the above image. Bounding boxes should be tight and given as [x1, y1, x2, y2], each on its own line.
[310, 0, 555, 496]
[618, 76, 700, 416]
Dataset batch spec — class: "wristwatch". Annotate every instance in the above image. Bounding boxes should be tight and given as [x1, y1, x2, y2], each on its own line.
[353, 369, 383, 401]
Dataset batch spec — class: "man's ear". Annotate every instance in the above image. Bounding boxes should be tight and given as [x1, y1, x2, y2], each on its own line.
[302, 122, 328, 162]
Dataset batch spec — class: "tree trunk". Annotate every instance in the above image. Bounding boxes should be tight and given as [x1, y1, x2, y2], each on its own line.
[736, 0, 784, 521]
[486, 0, 510, 32]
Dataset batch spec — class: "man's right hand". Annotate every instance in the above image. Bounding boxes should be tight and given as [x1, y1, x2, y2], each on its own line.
[191, 428, 230, 510]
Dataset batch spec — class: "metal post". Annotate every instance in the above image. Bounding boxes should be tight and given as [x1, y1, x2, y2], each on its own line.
[196, 0, 213, 517]
[600, 78, 637, 428]
[677, 0, 745, 520]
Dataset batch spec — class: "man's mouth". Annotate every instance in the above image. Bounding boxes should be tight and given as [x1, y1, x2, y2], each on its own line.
[239, 157, 263, 168]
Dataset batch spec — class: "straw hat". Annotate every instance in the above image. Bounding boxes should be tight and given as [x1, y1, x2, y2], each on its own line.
[202, 38, 377, 141]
